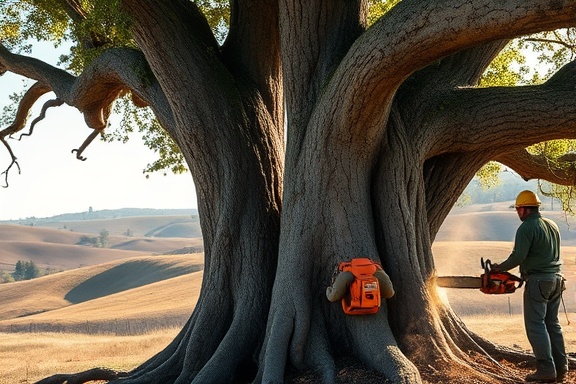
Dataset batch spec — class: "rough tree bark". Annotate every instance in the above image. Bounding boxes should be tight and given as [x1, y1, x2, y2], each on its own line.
[1, 0, 576, 383]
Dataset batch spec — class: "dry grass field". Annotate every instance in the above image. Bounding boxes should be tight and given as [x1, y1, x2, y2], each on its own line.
[1, 203, 576, 383]
[0, 329, 181, 384]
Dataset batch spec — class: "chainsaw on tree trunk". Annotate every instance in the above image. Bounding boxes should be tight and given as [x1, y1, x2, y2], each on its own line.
[436, 258, 524, 294]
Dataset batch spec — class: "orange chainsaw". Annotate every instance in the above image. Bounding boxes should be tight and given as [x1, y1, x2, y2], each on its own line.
[436, 258, 523, 294]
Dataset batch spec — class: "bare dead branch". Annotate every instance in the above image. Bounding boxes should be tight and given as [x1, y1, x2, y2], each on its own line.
[0, 137, 20, 188]
[71, 128, 102, 161]
[0, 82, 55, 187]
[34, 367, 126, 384]
[18, 98, 65, 140]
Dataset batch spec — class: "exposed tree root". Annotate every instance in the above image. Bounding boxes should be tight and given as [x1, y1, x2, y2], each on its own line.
[34, 367, 127, 384]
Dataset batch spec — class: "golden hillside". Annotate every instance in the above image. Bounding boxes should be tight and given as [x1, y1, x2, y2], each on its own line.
[0, 254, 203, 333]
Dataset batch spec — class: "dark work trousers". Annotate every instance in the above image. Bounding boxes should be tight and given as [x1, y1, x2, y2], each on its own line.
[523, 273, 568, 372]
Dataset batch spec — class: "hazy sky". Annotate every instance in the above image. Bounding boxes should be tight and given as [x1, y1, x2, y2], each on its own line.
[0, 43, 197, 220]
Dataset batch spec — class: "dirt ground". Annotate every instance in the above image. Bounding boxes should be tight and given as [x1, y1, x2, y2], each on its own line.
[285, 356, 576, 383]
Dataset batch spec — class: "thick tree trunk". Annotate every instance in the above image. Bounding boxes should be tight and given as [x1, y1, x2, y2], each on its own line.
[101, 2, 285, 383]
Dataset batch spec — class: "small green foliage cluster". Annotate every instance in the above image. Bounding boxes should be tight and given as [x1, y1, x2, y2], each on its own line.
[367, 0, 401, 26]
[0, 1, 68, 52]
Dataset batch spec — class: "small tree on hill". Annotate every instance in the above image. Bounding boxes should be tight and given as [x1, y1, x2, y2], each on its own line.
[98, 229, 109, 248]
[24, 261, 40, 280]
[12, 260, 25, 281]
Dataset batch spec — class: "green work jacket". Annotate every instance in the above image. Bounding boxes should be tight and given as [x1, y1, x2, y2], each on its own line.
[498, 211, 562, 277]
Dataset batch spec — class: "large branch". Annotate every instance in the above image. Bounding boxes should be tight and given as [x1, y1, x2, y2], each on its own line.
[426, 60, 576, 157]
[0, 44, 173, 131]
[0, 43, 75, 97]
[313, 0, 576, 149]
[496, 149, 576, 186]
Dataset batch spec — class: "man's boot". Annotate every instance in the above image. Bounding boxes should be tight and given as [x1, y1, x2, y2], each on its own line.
[525, 361, 556, 383]
[555, 365, 568, 383]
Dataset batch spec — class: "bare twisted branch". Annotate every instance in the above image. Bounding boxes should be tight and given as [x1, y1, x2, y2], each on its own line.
[0, 43, 172, 185]
[18, 98, 65, 140]
[0, 82, 54, 187]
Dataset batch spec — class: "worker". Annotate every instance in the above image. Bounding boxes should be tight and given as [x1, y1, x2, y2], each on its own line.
[326, 260, 395, 302]
[492, 190, 568, 383]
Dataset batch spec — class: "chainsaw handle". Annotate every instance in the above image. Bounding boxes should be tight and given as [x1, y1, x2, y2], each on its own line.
[481, 257, 492, 272]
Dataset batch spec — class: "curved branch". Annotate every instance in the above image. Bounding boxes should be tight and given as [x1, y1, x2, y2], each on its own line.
[0, 82, 54, 187]
[0, 45, 175, 187]
[0, 43, 75, 97]
[496, 149, 576, 186]
[314, 0, 576, 147]
[0, 43, 174, 131]
[0, 82, 52, 138]
[18, 98, 65, 140]
[426, 60, 576, 157]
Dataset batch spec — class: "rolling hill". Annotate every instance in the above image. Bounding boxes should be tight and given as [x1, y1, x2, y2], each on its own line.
[0, 254, 203, 333]
[0, 214, 203, 271]
[1, 202, 575, 335]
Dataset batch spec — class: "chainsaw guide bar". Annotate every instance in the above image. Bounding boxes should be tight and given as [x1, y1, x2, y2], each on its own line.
[436, 276, 483, 289]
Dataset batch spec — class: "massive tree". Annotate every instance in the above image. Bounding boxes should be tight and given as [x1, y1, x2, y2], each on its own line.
[1, 1, 576, 383]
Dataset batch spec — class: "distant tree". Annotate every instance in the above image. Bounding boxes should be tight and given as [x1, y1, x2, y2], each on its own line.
[24, 261, 40, 280]
[98, 229, 109, 248]
[12, 260, 40, 281]
[12, 260, 25, 281]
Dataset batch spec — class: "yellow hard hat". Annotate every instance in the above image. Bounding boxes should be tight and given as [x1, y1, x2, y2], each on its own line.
[515, 190, 541, 207]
